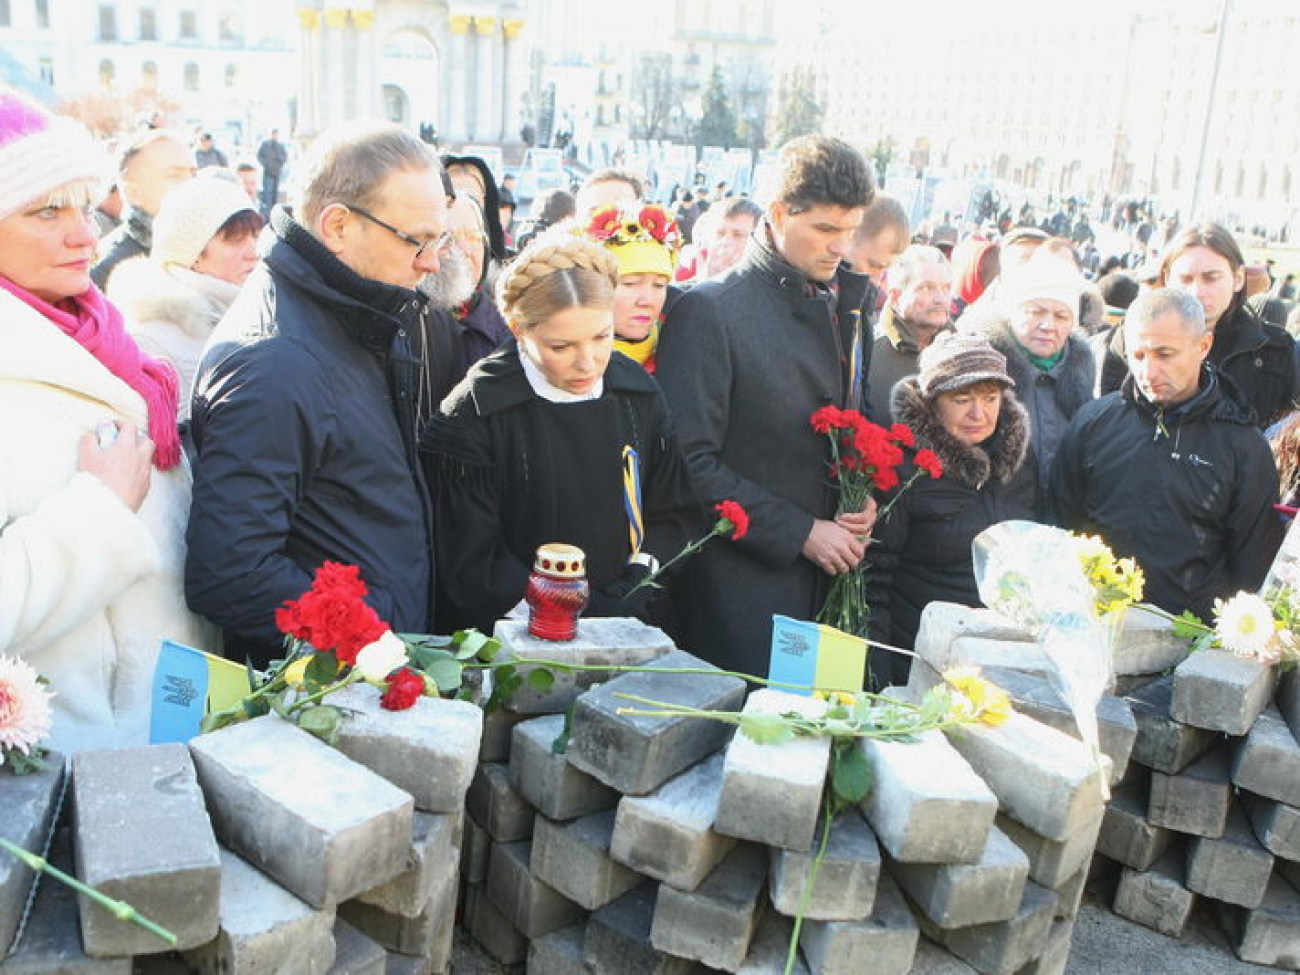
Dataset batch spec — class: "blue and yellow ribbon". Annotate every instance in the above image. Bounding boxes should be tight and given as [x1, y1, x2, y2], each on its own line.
[622, 445, 644, 558]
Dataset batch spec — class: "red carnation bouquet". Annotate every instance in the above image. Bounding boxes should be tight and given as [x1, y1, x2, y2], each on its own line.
[810, 407, 943, 636]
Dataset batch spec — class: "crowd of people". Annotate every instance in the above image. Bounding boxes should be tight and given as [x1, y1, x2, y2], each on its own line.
[3, 86, 1297, 756]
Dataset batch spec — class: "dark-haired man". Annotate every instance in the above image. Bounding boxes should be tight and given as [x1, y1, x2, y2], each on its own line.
[657, 135, 877, 674]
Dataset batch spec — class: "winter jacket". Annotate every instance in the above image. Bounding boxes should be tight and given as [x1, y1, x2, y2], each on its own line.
[656, 230, 873, 675]
[866, 378, 1036, 683]
[422, 343, 701, 633]
[256, 138, 288, 178]
[187, 207, 433, 666]
[1051, 368, 1285, 620]
[108, 258, 241, 423]
[91, 208, 152, 290]
[976, 312, 1095, 518]
[1094, 304, 1299, 428]
[0, 287, 216, 754]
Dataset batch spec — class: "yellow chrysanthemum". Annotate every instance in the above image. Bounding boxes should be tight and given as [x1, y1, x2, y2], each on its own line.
[943, 667, 1013, 727]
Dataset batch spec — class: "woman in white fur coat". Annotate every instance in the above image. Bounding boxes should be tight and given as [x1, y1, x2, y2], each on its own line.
[0, 90, 215, 755]
[108, 170, 262, 424]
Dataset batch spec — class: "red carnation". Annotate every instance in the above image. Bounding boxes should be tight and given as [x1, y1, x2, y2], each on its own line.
[275, 562, 387, 664]
[889, 423, 916, 448]
[586, 206, 622, 241]
[715, 499, 750, 541]
[811, 406, 845, 434]
[914, 449, 944, 479]
[379, 667, 426, 711]
[874, 465, 901, 493]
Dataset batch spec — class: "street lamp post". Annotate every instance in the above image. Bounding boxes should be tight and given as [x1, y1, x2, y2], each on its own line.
[1189, 0, 1232, 222]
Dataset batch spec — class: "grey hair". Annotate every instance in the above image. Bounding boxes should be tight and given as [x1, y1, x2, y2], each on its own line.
[886, 244, 949, 292]
[297, 121, 440, 228]
[1124, 287, 1207, 337]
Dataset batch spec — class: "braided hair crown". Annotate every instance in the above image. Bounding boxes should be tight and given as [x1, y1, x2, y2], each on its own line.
[497, 231, 619, 326]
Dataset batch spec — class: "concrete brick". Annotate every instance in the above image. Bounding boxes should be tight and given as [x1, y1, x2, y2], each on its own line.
[1123, 675, 1219, 774]
[715, 690, 830, 851]
[464, 762, 534, 843]
[328, 921, 385, 975]
[1051, 867, 1087, 921]
[526, 922, 587, 975]
[932, 882, 1057, 975]
[610, 752, 736, 892]
[566, 650, 746, 795]
[1185, 804, 1274, 909]
[770, 808, 880, 922]
[1233, 704, 1300, 807]
[941, 712, 1106, 842]
[461, 883, 528, 966]
[73, 745, 221, 956]
[651, 843, 766, 970]
[1276, 666, 1300, 744]
[981, 667, 1135, 786]
[887, 825, 1029, 928]
[331, 686, 482, 813]
[531, 810, 644, 911]
[1015, 919, 1073, 975]
[459, 814, 490, 886]
[734, 911, 809, 975]
[1147, 742, 1233, 838]
[1171, 648, 1277, 736]
[485, 840, 584, 938]
[932, 637, 1051, 680]
[1095, 785, 1172, 871]
[381, 953, 430, 975]
[0, 829, 131, 975]
[0, 750, 63, 956]
[1112, 605, 1191, 676]
[858, 730, 997, 864]
[996, 810, 1102, 889]
[912, 601, 1034, 672]
[1241, 791, 1300, 860]
[584, 883, 695, 975]
[509, 714, 618, 820]
[1228, 874, 1300, 969]
[493, 616, 676, 713]
[338, 858, 457, 958]
[477, 706, 524, 763]
[798, 874, 919, 975]
[905, 938, 978, 973]
[1111, 849, 1195, 938]
[189, 715, 412, 909]
[355, 811, 460, 918]
[181, 848, 336, 975]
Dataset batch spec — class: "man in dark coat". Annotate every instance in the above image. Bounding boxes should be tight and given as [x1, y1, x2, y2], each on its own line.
[866, 243, 952, 423]
[656, 135, 877, 676]
[256, 129, 289, 215]
[187, 122, 447, 665]
[1052, 289, 1284, 622]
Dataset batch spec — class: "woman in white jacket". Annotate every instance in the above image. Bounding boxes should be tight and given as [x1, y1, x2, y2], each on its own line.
[0, 89, 214, 755]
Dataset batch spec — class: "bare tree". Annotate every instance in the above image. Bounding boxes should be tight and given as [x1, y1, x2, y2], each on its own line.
[629, 53, 681, 142]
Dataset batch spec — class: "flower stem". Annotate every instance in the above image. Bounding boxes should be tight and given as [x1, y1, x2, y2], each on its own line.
[625, 529, 722, 596]
[0, 837, 177, 946]
[875, 468, 927, 522]
[286, 668, 363, 715]
[1138, 603, 1214, 633]
[785, 800, 834, 975]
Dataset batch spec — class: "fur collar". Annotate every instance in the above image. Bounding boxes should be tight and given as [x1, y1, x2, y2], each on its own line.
[890, 376, 1031, 489]
[107, 257, 238, 341]
[979, 312, 1096, 418]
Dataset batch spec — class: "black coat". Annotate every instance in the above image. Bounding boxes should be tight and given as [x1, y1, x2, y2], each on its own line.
[187, 207, 433, 666]
[656, 231, 874, 675]
[1094, 304, 1299, 428]
[422, 343, 701, 634]
[866, 379, 1036, 684]
[1051, 367, 1285, 621]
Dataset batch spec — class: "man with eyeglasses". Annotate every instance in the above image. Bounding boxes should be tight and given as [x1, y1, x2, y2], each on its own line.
[186, 121, 448, 666]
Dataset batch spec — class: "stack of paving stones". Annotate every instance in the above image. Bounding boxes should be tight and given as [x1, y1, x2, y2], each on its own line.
[0, 689, 482, 975]
[457, 614, 1114, 974]
[1092, 626, 1300, 970]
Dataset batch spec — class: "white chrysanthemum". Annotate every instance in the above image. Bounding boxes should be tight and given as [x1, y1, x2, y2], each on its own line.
[1214, 593, 1279, 661]
[0, 656, 54, 760]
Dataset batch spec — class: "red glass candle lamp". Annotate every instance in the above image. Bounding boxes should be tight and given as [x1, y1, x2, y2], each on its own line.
[525, 543, 589, 641]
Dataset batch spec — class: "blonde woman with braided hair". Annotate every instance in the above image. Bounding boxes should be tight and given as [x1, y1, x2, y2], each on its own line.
[421, 232, 701, 633]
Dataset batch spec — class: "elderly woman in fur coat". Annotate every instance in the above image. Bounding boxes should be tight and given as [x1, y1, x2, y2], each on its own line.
[959, 250, 1095, 517]
[866, 333, 1036, 687]
[0, 90, 214, 755]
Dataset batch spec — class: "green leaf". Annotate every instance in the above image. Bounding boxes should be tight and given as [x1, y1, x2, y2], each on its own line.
[268, 691, 291, 720]
[200, 709, 245, 735]
[550, 705, 575, 755]
[527, 668, 556, 691]
[425, 657, 464, 693]
[398, 632, 452, 650]
[738, 712, 795, 745]
[408, 645, 456, 672]
[296, 705, 342, 745]
[6, 748, 50, 775]
[1172, 610, 1211, 641]
[830, 743, 873, 805]
[304, 651, 340, 686]
[820, 717, 857, 738]
[453, 629, 490, 658]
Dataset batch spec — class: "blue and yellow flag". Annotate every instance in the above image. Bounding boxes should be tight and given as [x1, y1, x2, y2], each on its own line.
[150, 640, 253, 743]
[768, 615, 867, 695]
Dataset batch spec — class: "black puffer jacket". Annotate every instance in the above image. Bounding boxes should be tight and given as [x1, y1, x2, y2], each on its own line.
[187, 207, 433, 665]
[1051, 368, 1284, 620]
[1094, 304, 1298, 428]
[866, 378, 1037, 681]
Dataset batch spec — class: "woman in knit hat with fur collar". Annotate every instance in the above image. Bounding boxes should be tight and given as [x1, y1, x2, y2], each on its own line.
[866, 332, 1037, 687]
[0, 88, 215, 754]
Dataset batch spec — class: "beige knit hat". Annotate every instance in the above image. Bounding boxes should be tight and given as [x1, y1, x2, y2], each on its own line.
[151, 170, 257, 268]
[999, 252, 1086, 317]
[917, 331, 1015, 398]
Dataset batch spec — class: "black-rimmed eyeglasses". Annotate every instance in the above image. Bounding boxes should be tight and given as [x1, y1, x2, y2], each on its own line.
[346, 205, 452, 259]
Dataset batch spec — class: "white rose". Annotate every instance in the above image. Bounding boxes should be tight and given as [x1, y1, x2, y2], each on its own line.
[355, 630, 409, 681]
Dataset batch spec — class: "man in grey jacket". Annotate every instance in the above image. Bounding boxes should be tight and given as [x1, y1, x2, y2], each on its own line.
[656, 135, 877, 676]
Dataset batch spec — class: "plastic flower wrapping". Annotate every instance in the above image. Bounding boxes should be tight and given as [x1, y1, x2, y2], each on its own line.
[972, 520, 1134, 797]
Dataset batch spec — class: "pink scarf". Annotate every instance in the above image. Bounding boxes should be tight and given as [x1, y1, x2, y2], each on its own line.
[1, 276, 182, 470]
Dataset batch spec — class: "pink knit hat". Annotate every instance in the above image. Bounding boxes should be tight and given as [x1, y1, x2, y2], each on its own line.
[0, 89, 108, 221]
